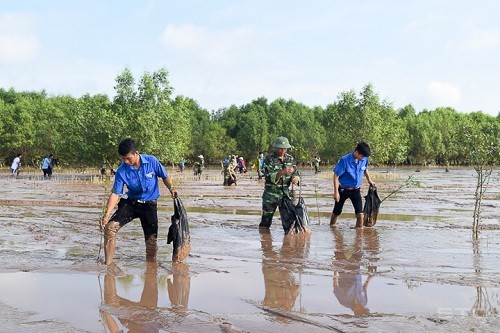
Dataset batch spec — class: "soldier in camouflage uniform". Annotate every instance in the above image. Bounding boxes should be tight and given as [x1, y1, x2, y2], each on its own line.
[259, 136, 300, 229]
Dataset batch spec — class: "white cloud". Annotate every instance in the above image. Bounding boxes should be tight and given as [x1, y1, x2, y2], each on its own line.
[159, 23, 258, 66]
[425, 81, 461, 108]
[463, 28, 499, 50]
[0, 13, 39, 63]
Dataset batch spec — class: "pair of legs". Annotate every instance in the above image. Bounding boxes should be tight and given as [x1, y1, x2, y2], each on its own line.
[42, 168, 52, 178]
[259, 190, 284, 229]
[330, 187, 364, 228]
[104, 199, 159, 265]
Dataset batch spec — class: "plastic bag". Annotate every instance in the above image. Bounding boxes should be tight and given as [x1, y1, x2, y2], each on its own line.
[363, 185, 381, 227]
[279, 194, 310, 235]
[167, 197, 190, 262]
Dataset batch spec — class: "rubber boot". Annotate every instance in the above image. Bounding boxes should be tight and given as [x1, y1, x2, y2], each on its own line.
[355, 213, 364, 229]
[145, 235, 158, 262]
[259, 214, 273, 229]
[104, 221, 121, 265]
[330, 213, 339, 226]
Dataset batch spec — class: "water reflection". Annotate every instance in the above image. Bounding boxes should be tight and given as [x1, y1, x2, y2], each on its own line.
[99, 262, 191, 332]
[472, 237, 499, 317]
[260, 230, 311, 318]
[331, 228, 379, 316]
[167, 263, 190, 309]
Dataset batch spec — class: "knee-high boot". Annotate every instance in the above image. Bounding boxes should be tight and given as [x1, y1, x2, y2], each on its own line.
[259, 214, 273, 229]
[104, 221, 121, 265]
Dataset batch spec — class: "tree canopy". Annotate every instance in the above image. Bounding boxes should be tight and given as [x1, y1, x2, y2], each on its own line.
[1, 70, 499, 169]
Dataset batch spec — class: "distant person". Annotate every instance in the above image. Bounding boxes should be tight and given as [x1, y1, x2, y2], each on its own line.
[313, 155, 321, 174]
[330, 142, 375, 228]
[99, 138, 178, 266]
[259, 136, 300, 229]
[226, 163, 237, 186]
[256, 151, 265, 179]
[193, 155, 204, 179]
[41, 154, 54, 179]
[222, 155, 237, 186]
[237, 157, 246, 173]
[11, 153, 21, 177]
[179, 159, 185, 172]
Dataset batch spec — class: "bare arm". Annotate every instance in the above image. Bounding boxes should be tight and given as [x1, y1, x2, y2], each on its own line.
[333, 173, 340, 202]
[99, 193, 120, 230]
[162, 175, 178, 197]
[364, 170, 375, 186]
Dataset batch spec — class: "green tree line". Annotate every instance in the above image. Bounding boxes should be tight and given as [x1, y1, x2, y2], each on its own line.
[1, 68, 499, 169]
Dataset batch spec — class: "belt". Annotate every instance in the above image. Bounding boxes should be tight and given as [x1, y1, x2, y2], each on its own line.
[339, 184, 359, 191]
[130, 199, 157, 204]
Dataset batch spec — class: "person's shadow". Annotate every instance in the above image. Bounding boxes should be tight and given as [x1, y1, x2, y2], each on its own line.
[100, 262, 191, 332]
[331, 228, 379, 316]
[260, 230, 311, 319]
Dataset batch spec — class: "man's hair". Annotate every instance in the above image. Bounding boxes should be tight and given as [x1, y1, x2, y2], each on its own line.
[118, 138, 138, 156]
[355, 142, 371, 157]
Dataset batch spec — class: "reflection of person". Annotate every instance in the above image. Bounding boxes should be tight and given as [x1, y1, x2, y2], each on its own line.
[332, 228, 379, 316]
[11, 153, 21, 177]
[260, 230, 310, 315]
[167, 262, 191, 309]
[259, 137, 300, 229]
[101, 262, 162, 332]
[41, 154, 54, 179]
[99, 138, 178, 266]
[330, 142, 375, 228]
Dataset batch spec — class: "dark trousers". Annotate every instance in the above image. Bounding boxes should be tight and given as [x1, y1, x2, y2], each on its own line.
[333, 186, 363, 215]
[110, 199, 158, 241]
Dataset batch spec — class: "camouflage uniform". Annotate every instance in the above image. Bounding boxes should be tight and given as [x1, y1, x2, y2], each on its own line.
[259, 151, 300, 228]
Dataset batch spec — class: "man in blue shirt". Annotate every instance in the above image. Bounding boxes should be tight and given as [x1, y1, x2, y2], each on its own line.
[330, 142, 374, 228]
[99, 138, 178, 266]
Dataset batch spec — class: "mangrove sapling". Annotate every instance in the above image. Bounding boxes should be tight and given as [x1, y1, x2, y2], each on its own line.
[379, 175, 421, 204]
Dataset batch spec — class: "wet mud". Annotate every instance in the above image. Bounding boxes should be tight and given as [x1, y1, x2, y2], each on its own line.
[0, 167, 499, 332]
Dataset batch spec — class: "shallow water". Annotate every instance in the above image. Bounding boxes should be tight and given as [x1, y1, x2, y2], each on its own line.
[0, 167, 499, 332]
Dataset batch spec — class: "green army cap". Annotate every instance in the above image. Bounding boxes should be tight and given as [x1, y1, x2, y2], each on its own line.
[272, 136, 292, 149]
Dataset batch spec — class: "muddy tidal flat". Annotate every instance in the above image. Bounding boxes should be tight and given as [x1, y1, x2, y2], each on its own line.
[0, 166, 499, 333]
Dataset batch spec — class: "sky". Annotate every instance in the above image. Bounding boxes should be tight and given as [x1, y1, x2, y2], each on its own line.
[1, 0, 499, 116]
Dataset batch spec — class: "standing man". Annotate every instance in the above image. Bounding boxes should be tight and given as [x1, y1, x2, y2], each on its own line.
[99, 138, 178, 266]
[330, 142, 375, 228]
[313, 155, 321, 174]
[259, 136, 300, 229]
[11, 153, 21, 177]
[194, 155, 204, 179]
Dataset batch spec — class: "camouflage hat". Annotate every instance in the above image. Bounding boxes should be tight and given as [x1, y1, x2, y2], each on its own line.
[272, 136, 292, 149]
